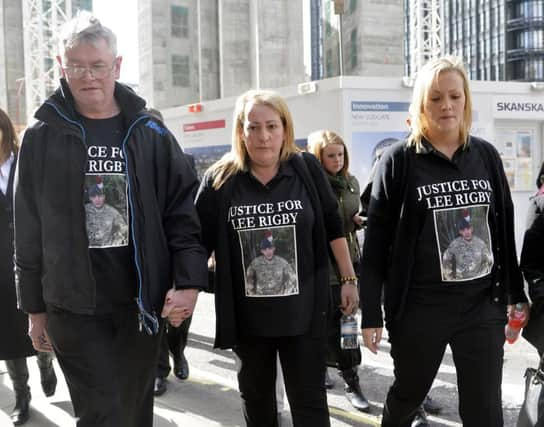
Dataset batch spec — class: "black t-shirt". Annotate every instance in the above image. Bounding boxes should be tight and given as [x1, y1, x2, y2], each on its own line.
[227, 162, 315, 337]
[411, 140, 495, 292]
[81, 114, 136, 313]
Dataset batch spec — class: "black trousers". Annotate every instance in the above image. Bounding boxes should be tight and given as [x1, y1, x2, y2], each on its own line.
[46, 307, 163, 427]
[156, 315, 192, 378]
[327, 285, 361, 371]
[234, 333, 330, 427]
[382, 287, 506, 427]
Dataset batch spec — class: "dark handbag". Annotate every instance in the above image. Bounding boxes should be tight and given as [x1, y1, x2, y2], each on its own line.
[518, 356, 544, 427]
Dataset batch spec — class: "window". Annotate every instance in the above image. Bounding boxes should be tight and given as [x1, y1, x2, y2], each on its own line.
[350, 29, 357, 68]
[172, 55, 189, 87]
[171, 5, 189, 38]
[349, 0, 357, 13]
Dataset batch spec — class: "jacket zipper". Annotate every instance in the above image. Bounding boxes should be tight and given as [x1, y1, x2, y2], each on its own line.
[121, 115, 160, 335]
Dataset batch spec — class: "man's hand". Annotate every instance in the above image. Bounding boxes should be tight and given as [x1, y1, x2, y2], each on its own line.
[340, 283, 359, 315]
[362, 327, 382, 354]
[28, 313, 54, 352]
[161, 288, 199, 327]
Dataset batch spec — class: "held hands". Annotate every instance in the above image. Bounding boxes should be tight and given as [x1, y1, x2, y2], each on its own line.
[362, 327, 382, 354]
[28, 313, 54, 352]
[161, 288, 199, 327]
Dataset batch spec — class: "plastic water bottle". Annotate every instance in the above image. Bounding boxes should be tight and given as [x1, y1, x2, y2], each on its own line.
[505, 303, 526, 344]
[340, 314, 359, 349]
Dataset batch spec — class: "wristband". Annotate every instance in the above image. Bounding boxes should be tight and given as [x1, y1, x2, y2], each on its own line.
[340, 276, 358, 286]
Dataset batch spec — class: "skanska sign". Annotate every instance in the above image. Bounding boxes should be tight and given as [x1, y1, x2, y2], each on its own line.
[493, 97, 544, 119]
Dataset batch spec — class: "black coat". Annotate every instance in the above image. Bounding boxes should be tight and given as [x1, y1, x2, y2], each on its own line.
[15, 80, 208, 334]
[0, 157, 34, 360]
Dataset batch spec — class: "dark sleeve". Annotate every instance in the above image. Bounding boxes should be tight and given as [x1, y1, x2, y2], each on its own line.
[491, 146, 527, 304]
[359, 146, 403, 328]
[195, 172, 219, 256]
[162, 133, 208, 290]
[302, 152, 343, 241]
[521, 210, 544, 303]
[525, 195, 544, 229]
[14, 128, 46, 313]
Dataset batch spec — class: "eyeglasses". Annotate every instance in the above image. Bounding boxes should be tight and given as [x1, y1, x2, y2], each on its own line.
[62, 62, 116, 79]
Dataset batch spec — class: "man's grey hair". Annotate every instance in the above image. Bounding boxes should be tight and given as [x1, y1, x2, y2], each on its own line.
[58, 11, 117, 59]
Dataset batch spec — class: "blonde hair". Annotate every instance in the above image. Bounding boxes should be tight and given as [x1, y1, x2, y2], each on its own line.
[307, 130, 349, 177]
[210, 89, 299, 189]
[407, 55, 472, 151]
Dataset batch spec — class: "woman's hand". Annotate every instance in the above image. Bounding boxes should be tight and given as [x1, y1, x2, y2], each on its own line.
[340, 281, 359, 315]
[362, 327, 382, 354]
[352, 213, 364, 227]
[507, 302, 530, 328]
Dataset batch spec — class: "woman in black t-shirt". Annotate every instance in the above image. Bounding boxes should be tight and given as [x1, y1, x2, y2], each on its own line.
[360, 56, 528, 427]
[194, 89, 359, 427]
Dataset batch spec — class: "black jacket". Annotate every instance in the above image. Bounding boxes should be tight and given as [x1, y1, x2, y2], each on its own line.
[195, 152, 342, 349]
[14, 80, 208, 334]
[0, 155, 35, 360]
[360, 136, 527, 329]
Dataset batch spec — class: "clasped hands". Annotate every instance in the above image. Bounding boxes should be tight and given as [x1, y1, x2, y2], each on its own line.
[161, 288, 199, 327]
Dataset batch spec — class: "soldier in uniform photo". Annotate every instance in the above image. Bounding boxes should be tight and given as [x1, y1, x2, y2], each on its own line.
[246, 237, 296, 296]
[442, 217, 493, 281]
[85, 183, 128, 247]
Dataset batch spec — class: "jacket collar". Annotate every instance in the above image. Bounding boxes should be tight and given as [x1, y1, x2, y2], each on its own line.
[34, 78, 147, 128]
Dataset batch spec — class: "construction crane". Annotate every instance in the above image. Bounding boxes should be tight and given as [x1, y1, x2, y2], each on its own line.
[408, 0, 442, 78]
[21, 0, 73, 124]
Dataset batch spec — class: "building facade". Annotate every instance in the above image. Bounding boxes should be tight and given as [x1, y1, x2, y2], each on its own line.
[0, 1, 25, 126]
[319, 0, 404, 79]
[405, 0, 544, 81]
[138, 0, 306, 109]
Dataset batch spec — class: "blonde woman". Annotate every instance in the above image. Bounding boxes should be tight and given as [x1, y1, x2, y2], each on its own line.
[307, 130, 369, 412]
[193, 89, 358, 426]
[360, 56, 528, 426]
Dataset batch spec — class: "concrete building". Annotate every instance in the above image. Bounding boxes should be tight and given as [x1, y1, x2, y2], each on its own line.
[405, 0, 544, 81]
[0, 1, 25, 126]
[138, 0, 306, 110]
[319, 0, 404, 79]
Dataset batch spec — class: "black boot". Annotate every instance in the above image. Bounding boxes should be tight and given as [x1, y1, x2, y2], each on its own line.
[37, 352, 57, 397]
[341, 368, 370, 412]
[11, 388, 31, 425]
[5, 359, 31, 425]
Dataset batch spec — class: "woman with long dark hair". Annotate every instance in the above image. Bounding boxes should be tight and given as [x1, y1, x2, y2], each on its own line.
[0, 108, 57, 425]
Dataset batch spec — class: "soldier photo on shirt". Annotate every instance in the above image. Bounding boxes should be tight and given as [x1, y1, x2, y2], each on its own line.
[241, 228, 298, 297]
[84, 175, 128, 248]
[436, 206, 494, 282]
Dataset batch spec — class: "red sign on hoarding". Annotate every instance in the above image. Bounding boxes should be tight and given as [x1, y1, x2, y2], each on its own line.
[183, 120, 226, 132]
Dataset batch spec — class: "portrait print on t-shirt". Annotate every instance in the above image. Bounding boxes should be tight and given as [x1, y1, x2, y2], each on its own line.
[434, 206, 494, 282]
[84, 174, 129, 248]
[239, 227, 299, 297]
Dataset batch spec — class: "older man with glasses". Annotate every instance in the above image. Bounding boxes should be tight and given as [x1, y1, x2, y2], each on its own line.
[14, 11, 208, 426]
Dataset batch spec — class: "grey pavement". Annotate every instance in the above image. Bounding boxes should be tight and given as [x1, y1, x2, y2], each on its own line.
[0, 292, 538, 426]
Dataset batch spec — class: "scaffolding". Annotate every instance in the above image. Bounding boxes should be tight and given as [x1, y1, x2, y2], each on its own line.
[22, 0, 72, 124]
[408, 0, 442, 77]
